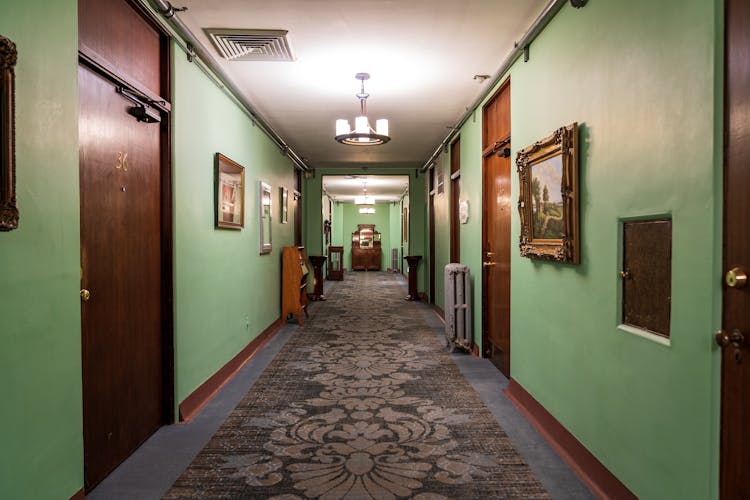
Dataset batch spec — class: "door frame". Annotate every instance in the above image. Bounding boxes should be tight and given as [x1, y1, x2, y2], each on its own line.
[450, 136, 461, 264]
[429, 165, 436, 303]
[78, 0, 175, 430]
[719, 0, 748, 495]
[481, 78, 511, 362]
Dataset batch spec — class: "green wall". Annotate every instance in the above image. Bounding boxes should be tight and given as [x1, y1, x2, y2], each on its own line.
[332, 202, 344, 246]
[0, 1, 83, 498]
[432, 1, 722, 497]
[172, 46, 298, 408]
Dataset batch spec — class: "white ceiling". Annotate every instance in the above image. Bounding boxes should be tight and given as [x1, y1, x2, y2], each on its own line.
[176, 0, 548, 170]
[323, 175, 409, 203]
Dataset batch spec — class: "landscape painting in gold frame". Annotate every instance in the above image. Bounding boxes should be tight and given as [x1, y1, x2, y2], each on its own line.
[516, 122, 579, 263]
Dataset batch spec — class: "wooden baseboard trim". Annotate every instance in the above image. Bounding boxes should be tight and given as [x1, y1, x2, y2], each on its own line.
[505, 379, 636, 500]
[178, 319, 282, 422]
[433, 305, 445, 320]
[70, 488, 85, 500]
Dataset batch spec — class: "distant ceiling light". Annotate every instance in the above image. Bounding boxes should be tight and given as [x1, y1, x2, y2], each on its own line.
[359, 207, 376, 214]
[335, 73, 390, 146]
[354, 181, 375, 205]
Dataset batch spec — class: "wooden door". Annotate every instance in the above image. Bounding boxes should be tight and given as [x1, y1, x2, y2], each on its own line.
[450, 137, 461, 263]
[294, 169, 302, 246]
[429, 166, 436, 303]
[481, 80, 511, 377]
[78, 0, 171, 489]
[719, 0, 750, 496]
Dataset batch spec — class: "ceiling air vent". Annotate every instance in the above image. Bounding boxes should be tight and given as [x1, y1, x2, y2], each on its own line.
[204, 28, 295, 62]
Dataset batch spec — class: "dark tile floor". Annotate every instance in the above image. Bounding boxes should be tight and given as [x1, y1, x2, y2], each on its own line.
[89, 277, 593, 499]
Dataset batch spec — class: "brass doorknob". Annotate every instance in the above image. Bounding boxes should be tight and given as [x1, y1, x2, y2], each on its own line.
[80, 289, 91, 302]
[715, 329, 745, 364]
[726, 267, 747, 288]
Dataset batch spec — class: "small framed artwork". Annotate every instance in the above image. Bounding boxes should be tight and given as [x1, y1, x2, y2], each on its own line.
[402, 205, 409, 244]
[280, 186, 288, 224]
[516, 122, 580, 263]
[0, 36, 18, 231]
[214, 153, 245, 229]
[259, 181, 272, 254]
[459, 200, 470, 224]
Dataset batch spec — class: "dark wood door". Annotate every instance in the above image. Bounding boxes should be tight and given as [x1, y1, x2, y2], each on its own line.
[482, 80, 511, 377]
[79, 64, 164, 489]
[78, 0, 172, 489]
[720, 0, 750, 496]
[450, 137, 461, 263]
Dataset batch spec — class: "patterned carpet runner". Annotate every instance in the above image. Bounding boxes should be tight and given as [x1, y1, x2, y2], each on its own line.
[165, 271, 548, 499]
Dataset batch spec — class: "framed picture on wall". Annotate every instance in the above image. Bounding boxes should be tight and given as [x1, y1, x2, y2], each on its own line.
[0, 36, 18, 231]
[280, 186, 288, 224]
[516, 122, 580, 263]
[259, 181, 272, 254]
[214, 153, 245, 229]
[402, 205, 409, 244]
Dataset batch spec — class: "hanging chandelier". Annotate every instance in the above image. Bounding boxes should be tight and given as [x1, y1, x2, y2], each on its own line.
[335, 73, 390, 146]
[354, 181, 375, 205]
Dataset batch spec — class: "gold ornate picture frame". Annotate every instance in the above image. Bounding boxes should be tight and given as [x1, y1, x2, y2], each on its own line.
[0, 35, 18, 231]
[516, 123, 579, 263]
[215, 153, 245, 229]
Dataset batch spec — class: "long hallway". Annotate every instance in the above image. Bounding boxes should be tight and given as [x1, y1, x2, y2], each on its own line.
[91, 272, 592, 499]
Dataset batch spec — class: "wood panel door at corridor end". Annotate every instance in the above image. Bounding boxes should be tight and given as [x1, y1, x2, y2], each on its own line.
[78, 0, 173, 490]
[719, 0, 750, 497]
[482, 79, 511, 377]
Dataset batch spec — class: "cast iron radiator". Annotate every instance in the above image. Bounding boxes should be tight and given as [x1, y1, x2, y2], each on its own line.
[444, 263, 472, 352]
[391, 248, 399, 272]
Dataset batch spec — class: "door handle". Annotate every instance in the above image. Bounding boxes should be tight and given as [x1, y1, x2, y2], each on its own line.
[482, 261, 496, 268]
[80, 289, 91, 302]
[726, 267, 747, 288]
[715, 329, 745, 364]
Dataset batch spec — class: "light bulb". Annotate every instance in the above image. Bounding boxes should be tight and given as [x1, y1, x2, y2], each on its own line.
[376, 119, 389, 137]
[355, 116, 368, 134]
[336, 119, 349, 136]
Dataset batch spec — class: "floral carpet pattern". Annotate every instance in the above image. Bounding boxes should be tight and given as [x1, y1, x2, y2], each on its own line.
[165, 272, 549, 499]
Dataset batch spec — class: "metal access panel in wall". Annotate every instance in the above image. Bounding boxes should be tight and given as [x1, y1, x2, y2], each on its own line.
[621, 218, 673, 337]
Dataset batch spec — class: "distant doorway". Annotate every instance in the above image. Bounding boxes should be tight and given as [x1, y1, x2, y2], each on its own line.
[320, 175, 409, 273]
[481, 79, 511, 377]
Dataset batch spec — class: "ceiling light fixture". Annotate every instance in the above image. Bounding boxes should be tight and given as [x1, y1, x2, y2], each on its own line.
[354, 181, 375, 205]
[335, 73, 390, 146]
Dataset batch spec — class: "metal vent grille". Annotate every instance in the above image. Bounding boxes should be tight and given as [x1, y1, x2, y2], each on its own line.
[204, 29, 294, 61]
